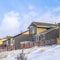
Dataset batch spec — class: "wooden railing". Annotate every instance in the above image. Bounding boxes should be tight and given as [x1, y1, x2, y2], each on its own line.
[0, 45, 16, 52]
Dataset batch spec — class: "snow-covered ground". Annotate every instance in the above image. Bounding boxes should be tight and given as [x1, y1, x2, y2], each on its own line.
[0, 45, 60, 60]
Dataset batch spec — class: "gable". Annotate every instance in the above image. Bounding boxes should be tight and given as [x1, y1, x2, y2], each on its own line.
[37, 28, 47, 34]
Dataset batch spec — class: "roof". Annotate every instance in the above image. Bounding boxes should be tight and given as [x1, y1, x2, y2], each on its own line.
[13, 30, 29, 38]
[0, 36, 13, 40]
[29, 22, 57, 28]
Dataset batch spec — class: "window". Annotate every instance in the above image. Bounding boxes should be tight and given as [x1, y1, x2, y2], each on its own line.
[29, 26, 36, 35]
[39, 35, 43, 40]
[5, 39, 10, 45]
[11, 40, 15, 45]
[3, 41, 7, 45]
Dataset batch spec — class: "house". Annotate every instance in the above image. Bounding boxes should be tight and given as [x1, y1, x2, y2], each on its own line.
[0, 36, 15, 50]
[0, 22, 59, 49]
[28, 22, 57, 46]
[13, 22, 57, 49]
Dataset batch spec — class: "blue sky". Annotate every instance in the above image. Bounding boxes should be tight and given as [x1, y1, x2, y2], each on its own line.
[0, 0, 60, 38]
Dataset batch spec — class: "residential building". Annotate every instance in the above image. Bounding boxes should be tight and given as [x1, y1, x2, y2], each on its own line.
[13, 22, 57, 49]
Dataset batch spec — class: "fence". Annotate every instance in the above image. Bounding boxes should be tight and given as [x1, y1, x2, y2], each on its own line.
[20, 41, 34, 49]
[20, 39, 57, 49]
[0, 45, 16, 52]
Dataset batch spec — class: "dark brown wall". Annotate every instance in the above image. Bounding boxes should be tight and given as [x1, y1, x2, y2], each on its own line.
[45, 28, 59, 40]
[14, 34, 33, 49]
[34, 28, 59, 45]
[44, 28, 59, 45]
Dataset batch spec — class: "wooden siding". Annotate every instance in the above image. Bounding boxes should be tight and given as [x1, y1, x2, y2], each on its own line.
[45, 28, 59, 40]
[0, 39, 7, 45]
[0, 41, 3, 45]
[22, 31, 29, 35]
[37, 28, 47, 34]
[0, 38, 14, 45]
[57, 38, 60, 45]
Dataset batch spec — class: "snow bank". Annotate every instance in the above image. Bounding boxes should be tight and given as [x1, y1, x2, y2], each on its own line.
[27, 45, 60, 60]
[0, 45, 60, 60]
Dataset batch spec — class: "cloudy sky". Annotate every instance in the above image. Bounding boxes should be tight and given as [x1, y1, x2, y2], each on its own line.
[0, 0, 60, 38]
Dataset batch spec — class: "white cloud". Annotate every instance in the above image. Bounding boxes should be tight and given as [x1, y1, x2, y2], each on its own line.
[0, 11, 20, 38]
[0, 6, 60, 38]
[22, 11, 38, 31]
[34, 10, 60, 23]
[23, 11, 37, 20]
[21, 6, 60, 31]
